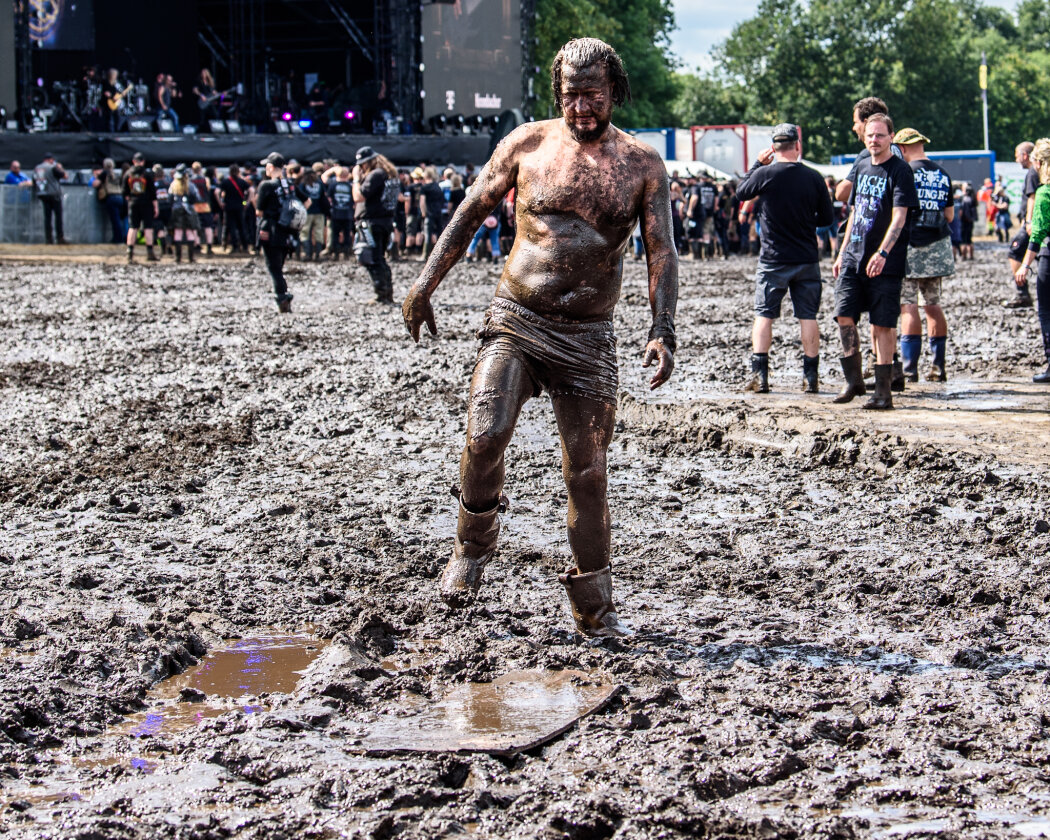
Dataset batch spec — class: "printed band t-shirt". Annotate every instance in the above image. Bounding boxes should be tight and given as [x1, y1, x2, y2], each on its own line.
[908, 159, 954, 248]
[843, 154, 918, 276]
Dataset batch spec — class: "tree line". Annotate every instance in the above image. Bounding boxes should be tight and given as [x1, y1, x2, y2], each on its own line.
[534, 0, 1050, 162]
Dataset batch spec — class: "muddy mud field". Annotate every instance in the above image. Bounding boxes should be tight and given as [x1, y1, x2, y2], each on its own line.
[1, 243, 1049, 839]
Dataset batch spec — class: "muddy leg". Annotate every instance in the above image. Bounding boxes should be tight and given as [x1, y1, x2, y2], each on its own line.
[551, 394, 615, 573]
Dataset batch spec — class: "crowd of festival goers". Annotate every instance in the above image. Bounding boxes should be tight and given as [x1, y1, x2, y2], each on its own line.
[3, 128, 1048, 382]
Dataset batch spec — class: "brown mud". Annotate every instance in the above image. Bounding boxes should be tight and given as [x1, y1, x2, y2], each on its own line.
[1, 243, 1049, 839]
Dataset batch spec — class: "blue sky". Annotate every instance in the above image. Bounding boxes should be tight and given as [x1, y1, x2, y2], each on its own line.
[668, 0, 1018, 72]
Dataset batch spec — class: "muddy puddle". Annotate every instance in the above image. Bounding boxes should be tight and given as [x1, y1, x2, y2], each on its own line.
[355, 669, 619, 756]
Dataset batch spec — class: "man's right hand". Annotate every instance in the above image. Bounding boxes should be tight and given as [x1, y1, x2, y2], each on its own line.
[832, 255, 842, 280]
[403, 283, 437, 343]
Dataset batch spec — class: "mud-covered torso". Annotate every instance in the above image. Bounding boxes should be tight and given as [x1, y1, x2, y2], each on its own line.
[497, 124, 651, 322]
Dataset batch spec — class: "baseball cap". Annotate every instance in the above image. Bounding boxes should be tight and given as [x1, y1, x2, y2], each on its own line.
[132, 151, 145, 162]
[772, 123, 799, 143]
[893, 127, 930, 146]
[260, 151, 286, 167]
[355, 146, 378, 165]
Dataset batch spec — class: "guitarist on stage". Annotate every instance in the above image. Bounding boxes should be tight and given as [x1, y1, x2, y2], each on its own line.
[193, 69, 220, 129]
[101, 68, 130, 133]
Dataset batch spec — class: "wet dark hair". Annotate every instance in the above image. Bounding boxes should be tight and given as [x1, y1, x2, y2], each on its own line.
[853, 96, 888, 121]
[550, 38, 631, 109]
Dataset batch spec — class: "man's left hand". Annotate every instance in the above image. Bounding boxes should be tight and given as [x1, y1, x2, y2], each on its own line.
[642, 339, 674, 390]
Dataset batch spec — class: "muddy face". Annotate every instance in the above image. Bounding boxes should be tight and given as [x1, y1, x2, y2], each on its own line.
[560, 63, 613, 144]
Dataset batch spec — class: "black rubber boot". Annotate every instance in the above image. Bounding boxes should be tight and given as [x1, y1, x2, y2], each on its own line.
[174, 243, 182, 263]
[802, 354, 819, 393]
[126, 245, 134, 263]
[744, 352, 769, 393]
[146, 245, 158, 262]
[559, 565, 631, 638]
[833, 353, 866, 404]
[890, 358, 906, 392]
[863, 363, 894, 410]
[1034, 363, 1050, 384]
[188, 244, 196, 263]
[440, 493, 507, 606]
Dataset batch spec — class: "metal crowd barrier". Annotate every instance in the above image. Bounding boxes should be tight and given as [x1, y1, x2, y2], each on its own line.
[0, 184, 110, 244]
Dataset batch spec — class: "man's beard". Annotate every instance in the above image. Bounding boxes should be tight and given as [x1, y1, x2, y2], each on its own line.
[566, 116, 609, 143]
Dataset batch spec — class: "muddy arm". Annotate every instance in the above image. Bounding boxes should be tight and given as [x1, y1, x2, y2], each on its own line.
[640, 158, 679, 388]
[402, 131, 523, 341]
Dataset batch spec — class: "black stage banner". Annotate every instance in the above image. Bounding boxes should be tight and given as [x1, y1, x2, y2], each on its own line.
[0, 133, 491, 169]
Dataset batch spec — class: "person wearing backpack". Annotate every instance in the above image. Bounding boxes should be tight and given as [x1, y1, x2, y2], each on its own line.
[353, 146, 399, 304]
[256, 152, 296, 313]
[122, 152, 158, 263]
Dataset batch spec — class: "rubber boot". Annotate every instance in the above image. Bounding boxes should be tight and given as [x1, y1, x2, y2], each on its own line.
[188, 243, 196, 263]
[440, 494, 507, 606]
[146, 245, 158, 263]
[174, 243, 182, 263]
[558, 565, 631, 638]
[1034, 363, 1050, 384]
[890, 356, 906, 392]
[276, 296, 293, 314]
[206, 243, 214, 257]
[1006, 282, 1033, 308]
[863, 363, 894, 410]
[802, 354, 819, 394]
[126, 245, 134, 263]
[900, 335, 922, 382]
[833, 353, 866, 403]
[744, 352, 769, 393]
[927, 336, 947, 382]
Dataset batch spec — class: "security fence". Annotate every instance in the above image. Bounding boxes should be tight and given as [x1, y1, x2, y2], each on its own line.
[0, 185, 110, 244]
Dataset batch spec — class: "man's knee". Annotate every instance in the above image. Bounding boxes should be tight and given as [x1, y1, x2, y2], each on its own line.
[465, 428, 513, 464]
[564, 458, 608, 495]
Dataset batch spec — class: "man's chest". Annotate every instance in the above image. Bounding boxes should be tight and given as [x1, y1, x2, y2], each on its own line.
[517, 150, 643, 227]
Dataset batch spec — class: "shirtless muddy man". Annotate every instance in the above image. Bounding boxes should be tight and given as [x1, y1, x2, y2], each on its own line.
[402, 38, 678, 637]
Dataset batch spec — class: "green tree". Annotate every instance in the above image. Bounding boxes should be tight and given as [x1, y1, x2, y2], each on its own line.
[533, 0, 679, 126]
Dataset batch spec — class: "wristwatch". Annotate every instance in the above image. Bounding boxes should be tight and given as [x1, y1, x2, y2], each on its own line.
[878, 249, 889, 258]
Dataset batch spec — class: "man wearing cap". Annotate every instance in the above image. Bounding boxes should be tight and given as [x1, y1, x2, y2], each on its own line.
[402, 37, 677, 637]
[33, 153, 67, 245]
[255, 152, 294, 313]
[894, 128, 955, 383]
[832, 113, 918, 410]
[736, 123, 834, 394]
[122, 152, 159, 263]
[352, 145, 399, 304]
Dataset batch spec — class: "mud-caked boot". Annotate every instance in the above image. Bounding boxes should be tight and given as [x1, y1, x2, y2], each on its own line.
[833, 353, 866, 404]
[744, 353, 769, 393]
[558, 565, 631, 638]
[440, 494, 507, 606]
[126, 245, 134, 264]
[890, 358, 906, 393]
[863, 363, 894, 410]
[146, 245, 158, 263]
[802, 354, 819, 394]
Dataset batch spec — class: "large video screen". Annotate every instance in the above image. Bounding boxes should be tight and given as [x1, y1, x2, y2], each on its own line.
[421, 0, 521, 120]
[30, 0, 95, 50]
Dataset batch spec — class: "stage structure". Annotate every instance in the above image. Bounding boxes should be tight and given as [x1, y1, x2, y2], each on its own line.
[2, 0, 536, 136]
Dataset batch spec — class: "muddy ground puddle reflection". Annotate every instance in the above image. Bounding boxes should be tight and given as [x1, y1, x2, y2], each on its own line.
[356, 669, 620, 756]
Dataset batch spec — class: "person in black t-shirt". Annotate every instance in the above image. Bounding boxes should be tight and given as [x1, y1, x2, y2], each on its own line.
[255, 152, 294, 313]
[419, 166, 446, 261]
[894, 128, 955, 384]
[685, 177, 706, 259]
[122, 152, 158, 263]
[353, 146, 399, 304]
[219, 165, 250, 253]
[831, 113, 918, 410]
[1006, 141, 1039, 308]
[736, 123, 834, 395]
[326, 167, 355, 260]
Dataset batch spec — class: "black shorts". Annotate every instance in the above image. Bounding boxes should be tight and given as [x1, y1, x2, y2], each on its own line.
[424, 216, 444, 240]
[835, 268, 902, 328]
[129, 202, 155, 229]
[754, 261, 822, 320]
[1009, 228, 1030, 262]
[406, 214, 421, 236]
[154, 207, 172, 230]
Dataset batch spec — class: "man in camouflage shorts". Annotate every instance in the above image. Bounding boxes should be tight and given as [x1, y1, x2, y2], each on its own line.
[896, 128, 955, 382]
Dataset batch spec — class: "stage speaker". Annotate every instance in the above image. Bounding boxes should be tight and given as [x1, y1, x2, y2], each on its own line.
[274, 120, 289, 134]
[225, 120, 242, 133]
[182, 125, 197, 135]
[209, 119, 227, 134]
[128, 117, 154, 132]
[157, 118, 175, 133]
